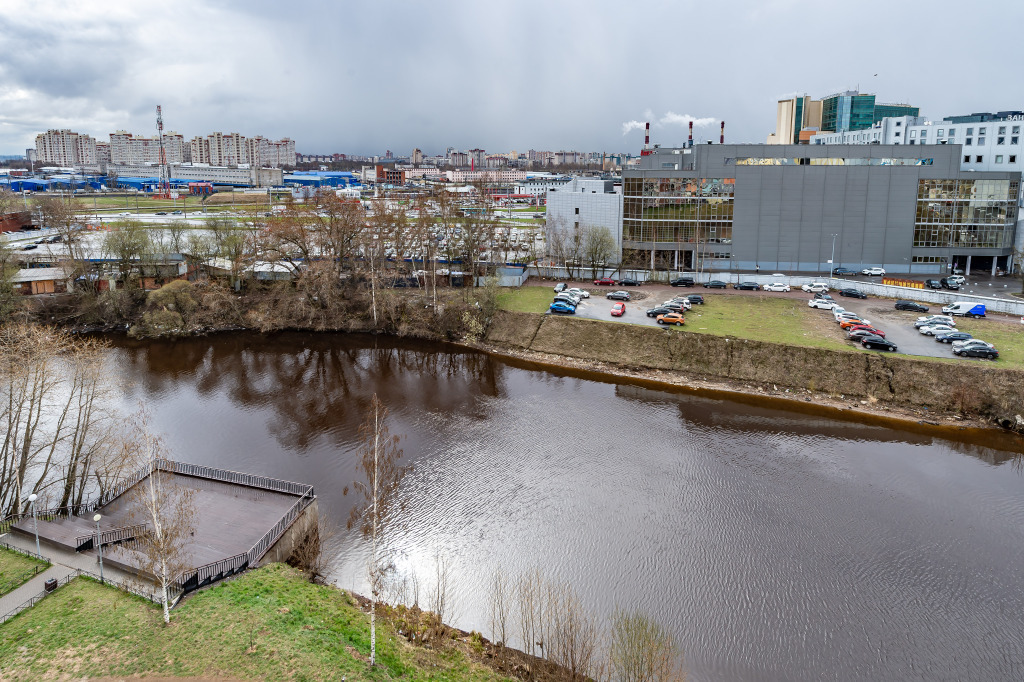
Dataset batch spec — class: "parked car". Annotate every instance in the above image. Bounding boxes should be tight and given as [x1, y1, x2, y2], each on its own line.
[549, 301, 576, 314]
[940, 277, 961, 290]
[554, 294, 581, 306]
[801, 282, 830, 293]
[172, 210, 183, 215]
[703, 280, 727, 289]
[606, 290, 631, 301]
[936, 331, 972, 344]
[669, 276, 695, 287]
[686, 294, 705, 305]
[659, 301, 691, 312]
[861, 336, 898, 352]
[733, 281, 760, 290]
[656, 313, 686, 326]
[848, 326, 886, 338]
[566, 288, 590, 298]
[954, 344, 998, 359]
[813, 292, 835, 301]
[895, 300, 929, 312]
[761, 282, 790, 292]
[861, 267, 886, 276]
[21, 244, 38, 250]
[849, 329, 884, 341]
[666, 298, 693, 310]
[155, 211, 167, 215]
[915, 315, 955, 328]
[835, 313, 864, 323]
[840, 318, 870, 329]
[554, 282, 568, 293]
[610, 303, 626, 317]
[808, 298, 838, 310]
[646, 306, 675, 317]
[919, 324, 957, 336]
[953, 339, 994, 350]
[924, 279, 943, 290]
[593, 277, 616, 286]
[617, 278, 640, 286]
[947, 274, 966, 286]
[832, 267, 857, 276]
[838, 288, 867, 298]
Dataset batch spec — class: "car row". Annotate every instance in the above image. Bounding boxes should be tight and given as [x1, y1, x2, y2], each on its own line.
[594, 277, 640, 286]
[808, 298, 896, 351]
[952, 340, 999, 359]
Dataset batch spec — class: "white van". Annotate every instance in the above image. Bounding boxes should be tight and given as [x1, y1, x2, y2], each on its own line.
[941, 302, 987, 318]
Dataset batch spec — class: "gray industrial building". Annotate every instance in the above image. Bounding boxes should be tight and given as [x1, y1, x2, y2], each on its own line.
[546, 177, 624, 262]
[622, 144, 1020, 276]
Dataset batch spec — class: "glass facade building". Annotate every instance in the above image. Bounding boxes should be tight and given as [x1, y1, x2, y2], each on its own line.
[913, 178, 1019, 248]
[874, 103, 920, 123]
[822, 93, 877, 132]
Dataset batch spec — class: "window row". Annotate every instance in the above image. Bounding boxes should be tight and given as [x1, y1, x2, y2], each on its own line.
[623, 221, 733, 243]
[912, 225, 1013, 248]
[916, 201, 1016, 225]
[729, 157, 934, 166]
[623, 198, 734, 221]
[917, 178, 1019, 200]
[623, 177, 735, 198]
[912, 256, 945, 263]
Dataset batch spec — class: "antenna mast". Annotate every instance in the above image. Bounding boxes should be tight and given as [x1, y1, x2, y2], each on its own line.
[156, 105, 171, 198]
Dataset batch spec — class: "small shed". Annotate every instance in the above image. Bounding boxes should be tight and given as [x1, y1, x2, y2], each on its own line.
[12, 267, 71, 295]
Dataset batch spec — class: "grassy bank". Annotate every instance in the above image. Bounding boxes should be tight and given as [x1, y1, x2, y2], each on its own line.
[0, 563, 511, 681]
[0, 547, 48, 597]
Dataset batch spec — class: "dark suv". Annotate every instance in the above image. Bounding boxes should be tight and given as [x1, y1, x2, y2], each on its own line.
[940, 277, 961, 290]
[924, 279, 942, 289]
[686, 294, 705, 305]
[670, 276, 695, 287]
[895, 300, 929, 312]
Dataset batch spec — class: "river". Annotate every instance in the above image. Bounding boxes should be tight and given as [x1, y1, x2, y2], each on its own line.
[107, 332, 1024, 681]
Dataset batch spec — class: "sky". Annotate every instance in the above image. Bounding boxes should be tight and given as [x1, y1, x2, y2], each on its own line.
[1, 0, 1021, 157]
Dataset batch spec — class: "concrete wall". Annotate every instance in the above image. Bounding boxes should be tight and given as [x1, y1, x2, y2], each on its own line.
[256, 498, 319, 567]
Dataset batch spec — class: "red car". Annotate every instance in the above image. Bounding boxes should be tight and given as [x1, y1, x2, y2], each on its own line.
[848, 324, 885, 337]
[610, 302, 626, 317]
[594, 277, 616, 286]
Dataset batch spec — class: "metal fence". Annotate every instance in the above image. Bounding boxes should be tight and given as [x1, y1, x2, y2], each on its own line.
[0, 539, 51, 565]
[74, 523, 148, 552]
[0, 563, 47, 598]
[0, 571, 76, 625]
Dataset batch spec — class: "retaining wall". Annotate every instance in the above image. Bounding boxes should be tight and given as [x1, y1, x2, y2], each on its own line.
[257, 499, 319, 567]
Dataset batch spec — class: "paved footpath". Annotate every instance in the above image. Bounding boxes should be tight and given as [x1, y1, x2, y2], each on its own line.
[0, 532, 144, 621]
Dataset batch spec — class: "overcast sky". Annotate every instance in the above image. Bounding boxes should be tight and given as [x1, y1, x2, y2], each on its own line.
[1, 0, 1020, 157]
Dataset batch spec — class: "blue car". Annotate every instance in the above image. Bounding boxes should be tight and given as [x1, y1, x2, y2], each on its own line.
[549, 301, 576, 315]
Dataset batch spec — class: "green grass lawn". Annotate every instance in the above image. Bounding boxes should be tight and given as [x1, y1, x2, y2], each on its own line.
[496, 285, 556, 313]
[0, 546, 48, 597]
[946, 316, 1024, 369]
[0, 563, 510, 682]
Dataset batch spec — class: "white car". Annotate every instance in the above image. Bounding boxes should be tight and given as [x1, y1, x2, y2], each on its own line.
[762, 282, 791, 292]
[919, 324, 956, 336]
[915, 316, 955, 328]
[861, 267, 886, 276]
[660, 299, 692, 311]
[801, 282, 830, 293]
[808, 298, 838, 310]
[566, 288, 590, 299]
[953, 339, 994, 350]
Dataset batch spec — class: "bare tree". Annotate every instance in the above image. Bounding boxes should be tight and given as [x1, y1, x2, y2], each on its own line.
[547, 581, 600, 681]
[516, 567, 542, 658]
[583, 224, 617, 280]
[608, 608, 685, 682]
[344, 393, 409, 666]
[166, 220, 189, 254]
[101, 220, 152, 286]
[36, 194, 89, 281]
[429, 551, 457, 627]
[289, 512, 341, 583]
[128, 417, 197, 625]
[488, 564, 512, 651]
[0, 240, 18, 323]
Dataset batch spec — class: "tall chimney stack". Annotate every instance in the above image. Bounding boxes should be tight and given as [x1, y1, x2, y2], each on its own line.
[644, 122, 650, 148]
[720, 121, 725, 144]
[688, 121, 693, 147]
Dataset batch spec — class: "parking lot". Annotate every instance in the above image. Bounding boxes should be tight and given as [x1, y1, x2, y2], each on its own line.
[542, 280, 1022, 363]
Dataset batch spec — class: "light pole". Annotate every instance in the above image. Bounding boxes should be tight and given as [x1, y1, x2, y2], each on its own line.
[28, 493, 40, 559]
[93, 513, 104, 583]
[829, 233, 838, 278]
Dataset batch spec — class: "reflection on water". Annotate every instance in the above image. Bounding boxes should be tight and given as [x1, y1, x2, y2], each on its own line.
[108, 332, 1024, 682]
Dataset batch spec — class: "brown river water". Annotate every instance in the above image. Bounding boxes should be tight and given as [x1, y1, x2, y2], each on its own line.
[107, 332, 1024, 681]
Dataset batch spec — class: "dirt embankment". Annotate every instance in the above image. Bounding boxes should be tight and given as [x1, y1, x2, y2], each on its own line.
[483, 310, 1024, 433]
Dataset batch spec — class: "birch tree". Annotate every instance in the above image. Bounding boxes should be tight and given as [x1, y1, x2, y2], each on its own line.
[128, 418, 197, 624]
[344, 393, 408, 666]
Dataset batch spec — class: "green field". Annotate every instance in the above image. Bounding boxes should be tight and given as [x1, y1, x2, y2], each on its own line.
[0, 546, 48, 597]
[496, 285, 557, 313]
[0, 563, 510, 681]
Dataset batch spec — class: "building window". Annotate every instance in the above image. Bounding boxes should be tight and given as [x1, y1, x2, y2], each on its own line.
[978, 137, 986, 145]
[976, 156, 983, 163]
[964, 155, 971, 163]
[896, 121, 902, 126]
[910, 130, 917, 138]
[937, 129, 944, 138]
[1011, 155, 1018, 163]
[920, 130, 927, 138]
[1014, 126, 1021, 134]
[967, 127, 974, 135]
[998, 137, 1006, 145]
[895, 131, 901, 137]
[999, 126, 1006, 134]
[996, 155, 1004, 163]
[947, 129, 955, 137]
[1013, 136, 1019, 145]
[574, 207, 579, 214]
[980, 127, 987, 134]
[965, 138, 973, 146]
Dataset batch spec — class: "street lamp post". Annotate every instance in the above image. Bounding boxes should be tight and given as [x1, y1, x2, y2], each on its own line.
[829, 233, 838, 278]
[28, 493, 40, 559]
[93, 514, 104, 583]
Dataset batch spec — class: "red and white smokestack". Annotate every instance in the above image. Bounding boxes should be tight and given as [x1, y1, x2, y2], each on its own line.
[720, 121, 725, 144]
[644, 122, 650, 148]
[688, 121, 693, 146]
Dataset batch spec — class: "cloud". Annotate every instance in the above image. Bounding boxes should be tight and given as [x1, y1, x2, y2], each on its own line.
[658, 112, 716, 128]
[621, 120, 646, 136]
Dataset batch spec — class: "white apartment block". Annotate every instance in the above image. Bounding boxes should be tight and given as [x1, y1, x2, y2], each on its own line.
[811, 112, 1024, 173]
[34, 129, 97, 166]
[445, 169, 526, 183]
[108, 162, 283, 187]
[190, 133, 294, 168]
[514, 175, 572, 197]
[109, 130, 189, 164]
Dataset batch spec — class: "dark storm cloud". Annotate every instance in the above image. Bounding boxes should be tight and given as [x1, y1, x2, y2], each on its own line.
[1, 0, 1022, 156]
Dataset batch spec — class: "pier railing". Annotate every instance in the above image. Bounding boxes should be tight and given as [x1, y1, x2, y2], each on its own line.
[74, 523, 148, 552]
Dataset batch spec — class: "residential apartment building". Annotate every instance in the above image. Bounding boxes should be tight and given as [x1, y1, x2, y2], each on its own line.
[34, 129, 98, 166]
[445, 169, 526, 183]
[109, 130, 189, 164]
[107, 162, 283, 187]
[189, 133, 294, 168]
[622, 144, 1019, 276]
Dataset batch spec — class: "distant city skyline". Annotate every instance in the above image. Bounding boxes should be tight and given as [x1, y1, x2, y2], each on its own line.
[1, 1, 1020, 156]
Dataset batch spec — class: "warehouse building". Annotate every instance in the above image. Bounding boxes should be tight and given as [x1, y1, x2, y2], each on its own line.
[622, 143, 1020, 276]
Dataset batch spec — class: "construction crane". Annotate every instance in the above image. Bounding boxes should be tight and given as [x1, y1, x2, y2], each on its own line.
[154, 105, 172, 199]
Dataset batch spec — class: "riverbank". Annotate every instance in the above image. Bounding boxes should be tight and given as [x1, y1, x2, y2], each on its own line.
[479, 310, 1024, 437]
[0, 563, 522, 681]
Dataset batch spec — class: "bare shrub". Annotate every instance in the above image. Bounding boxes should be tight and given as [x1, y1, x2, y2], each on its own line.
[288, 511, 340, 583]
[608, 608, 685, 681]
